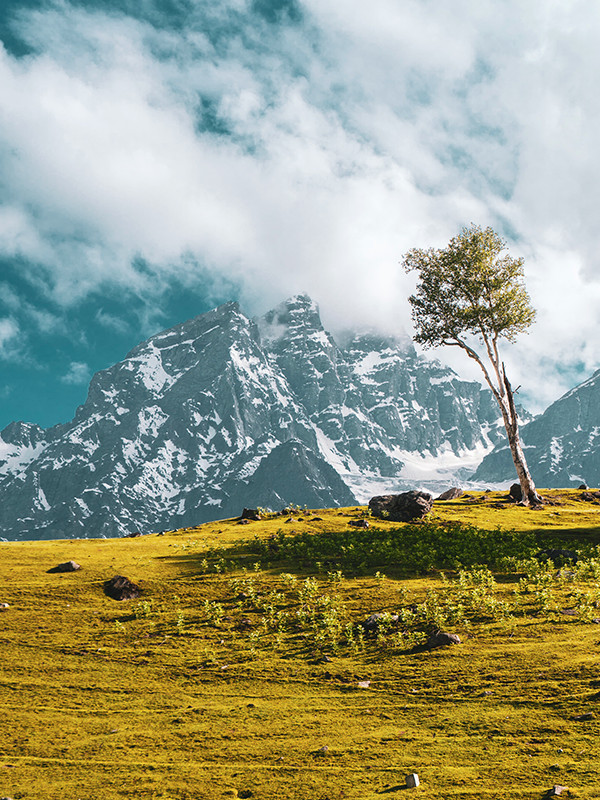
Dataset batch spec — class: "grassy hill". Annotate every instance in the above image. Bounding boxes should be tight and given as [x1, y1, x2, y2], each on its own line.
[2, 490, 600, 799]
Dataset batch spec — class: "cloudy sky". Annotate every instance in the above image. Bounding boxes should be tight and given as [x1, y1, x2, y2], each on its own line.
[1, 0, 599, 429]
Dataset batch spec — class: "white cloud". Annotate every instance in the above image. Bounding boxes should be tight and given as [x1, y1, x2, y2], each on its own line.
[0, 317, 20, 359]
[0, 0, 599, 410]
[95, 309, 130, 334]
[61, 360, 91, 385]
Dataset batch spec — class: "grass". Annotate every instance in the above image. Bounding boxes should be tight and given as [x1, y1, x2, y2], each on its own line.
[2, 490, 600, 798]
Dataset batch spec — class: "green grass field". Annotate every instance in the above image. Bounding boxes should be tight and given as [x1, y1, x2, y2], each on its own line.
[2, 490, 600, 799]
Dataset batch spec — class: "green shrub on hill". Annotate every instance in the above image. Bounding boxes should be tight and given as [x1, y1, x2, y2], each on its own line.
[250, 520, 538, 575]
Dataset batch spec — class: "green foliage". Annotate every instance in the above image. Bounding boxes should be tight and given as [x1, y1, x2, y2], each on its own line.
[403, 224, 535, 348]
[202, 599, 224, 626]
[251, 519, 537, 575]
[133, 600, 153, 618]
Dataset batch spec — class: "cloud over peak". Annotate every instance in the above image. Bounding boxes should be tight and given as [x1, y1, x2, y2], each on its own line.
[0, 0, 599, 416]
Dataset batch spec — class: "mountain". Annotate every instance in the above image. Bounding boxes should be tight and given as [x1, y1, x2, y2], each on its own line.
[0, 294, 502, 540]
[473, 369, 600, 487]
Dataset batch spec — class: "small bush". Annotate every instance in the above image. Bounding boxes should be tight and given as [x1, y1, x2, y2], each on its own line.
[251, 520, 537, 575]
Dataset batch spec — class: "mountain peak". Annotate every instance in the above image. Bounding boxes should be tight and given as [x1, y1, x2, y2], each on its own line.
[259, 294, 328, 348]
[0, 295, 503, 541]
[0, 421, 46, 447]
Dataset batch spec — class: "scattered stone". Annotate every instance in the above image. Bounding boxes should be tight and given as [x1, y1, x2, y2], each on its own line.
[103, 575, 142, 601]
[361, 612, 399, 633]
[284, 517, 297, 524]
[320, 655, 333, 663]
[368, 491, 433, 522]
[435, 487, 464, 501]
[580, 491, 600, 503]
[508, 483, 522, 501]
[578, 483, 588, 490]
[561, 608, 577, 616]
[237, 791, 253, 799]
[536, 548, 579, 566]
[356, 680, 371, 689]
[0, 603, 10, 611]
[241, 508, 261, 521]
[405, 773, 420, 788]
[571, 712, 594, 721]
[426, 630, 461, 649]
[480, 690, 494, 696]
[557, 569, 577, 580]
[126, 531, 142, 538]
[47, 560, 81, 574]
[545, 787, 569, 797]
[237, 519, 251, 525]
[348, 519, 370, 528]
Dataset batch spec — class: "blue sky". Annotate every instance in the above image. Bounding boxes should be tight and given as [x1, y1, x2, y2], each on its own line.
[1, 0, 600, 429]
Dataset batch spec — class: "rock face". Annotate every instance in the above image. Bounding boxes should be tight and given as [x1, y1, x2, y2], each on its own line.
[474, 368, 600, 487]
[369, 491, 433, 522]
[0, 295, 502, 540]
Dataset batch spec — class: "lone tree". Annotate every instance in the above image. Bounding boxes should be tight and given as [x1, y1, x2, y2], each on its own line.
[402, 224, 541, 505]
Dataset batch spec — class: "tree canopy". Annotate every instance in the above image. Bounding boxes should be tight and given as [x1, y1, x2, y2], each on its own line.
[403, 224, 535, 351]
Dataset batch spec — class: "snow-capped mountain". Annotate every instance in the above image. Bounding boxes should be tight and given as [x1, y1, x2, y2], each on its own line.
[0, 294, 501, 540]
[473, 368, 600, 487]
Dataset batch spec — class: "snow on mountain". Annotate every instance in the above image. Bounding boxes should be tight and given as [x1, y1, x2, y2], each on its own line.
[0, 295, 503, 540]
[473, 368, 600, 487]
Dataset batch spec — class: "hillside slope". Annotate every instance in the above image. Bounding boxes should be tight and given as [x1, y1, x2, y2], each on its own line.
[2, 497, 600, 799]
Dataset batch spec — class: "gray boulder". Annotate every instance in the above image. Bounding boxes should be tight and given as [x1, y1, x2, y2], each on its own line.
[369, 491, 433, 522]
[435, 487, 464, 501]
[426, 630, 461, 649]
[47, 560, 81, 573]
[508, 483, 522, 501]
[103, 575, 141, 601]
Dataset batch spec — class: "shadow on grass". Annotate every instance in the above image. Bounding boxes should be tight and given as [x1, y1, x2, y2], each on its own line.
[378, 784, 412, 793]
[156, 520, 543, 578]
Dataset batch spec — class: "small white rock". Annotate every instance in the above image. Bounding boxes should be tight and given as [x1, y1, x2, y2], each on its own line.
[0, 603, 9, 611]
[357, 680, 371, 689]
[406, 773, 420, 788]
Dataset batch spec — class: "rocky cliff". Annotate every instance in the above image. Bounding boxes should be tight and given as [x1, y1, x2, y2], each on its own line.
[0, 294, 501, 540]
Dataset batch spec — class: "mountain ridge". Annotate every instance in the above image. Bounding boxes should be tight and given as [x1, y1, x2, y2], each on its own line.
[1, 294, 503, 540]
[473, 366, 600, 487]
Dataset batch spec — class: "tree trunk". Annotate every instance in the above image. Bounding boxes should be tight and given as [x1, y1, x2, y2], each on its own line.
[506, 425, 541, 505]
[503, 369, 542, 506]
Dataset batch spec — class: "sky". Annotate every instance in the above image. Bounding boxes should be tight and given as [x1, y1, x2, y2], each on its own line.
[1, 0, 600, 430]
